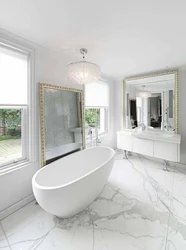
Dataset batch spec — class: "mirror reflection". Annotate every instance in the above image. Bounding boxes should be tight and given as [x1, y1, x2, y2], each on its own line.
[125, 72, 177, 132]
[40, 84, 85, 166]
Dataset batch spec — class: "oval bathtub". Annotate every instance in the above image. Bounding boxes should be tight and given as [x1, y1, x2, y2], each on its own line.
[32, 146, 115, 218]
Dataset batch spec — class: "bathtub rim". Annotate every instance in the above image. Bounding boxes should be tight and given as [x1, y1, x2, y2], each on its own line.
[32, 146, 115, 191]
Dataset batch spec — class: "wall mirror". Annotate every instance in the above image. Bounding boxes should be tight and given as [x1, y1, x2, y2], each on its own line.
[123, 71, 178, 133]
[40, 83, 85, 167]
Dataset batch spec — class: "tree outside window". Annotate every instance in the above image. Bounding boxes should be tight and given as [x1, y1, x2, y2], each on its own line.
[0, 109, 21, 141]
[85, 108, 100, 128]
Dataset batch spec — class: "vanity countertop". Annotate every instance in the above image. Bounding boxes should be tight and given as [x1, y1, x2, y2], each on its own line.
[117, 130, 181, 144]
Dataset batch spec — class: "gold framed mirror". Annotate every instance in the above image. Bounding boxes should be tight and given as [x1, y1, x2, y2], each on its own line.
[39, 83, 85, 167]
[123, 70, 178, 133]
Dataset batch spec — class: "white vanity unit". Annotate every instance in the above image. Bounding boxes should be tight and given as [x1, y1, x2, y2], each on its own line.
[117, 130, 181, 162]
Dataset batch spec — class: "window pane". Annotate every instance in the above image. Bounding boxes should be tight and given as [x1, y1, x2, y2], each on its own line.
[85, 108, 97, 127]
[85, 108, 106, 136]
[0, 108, 22, 165]
[0, 46, 28, 105]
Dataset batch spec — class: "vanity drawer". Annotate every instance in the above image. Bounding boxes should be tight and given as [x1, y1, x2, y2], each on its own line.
[132, 137, 153, 156]
[117, 135, 133, 151]
[154, 141, 178, 162]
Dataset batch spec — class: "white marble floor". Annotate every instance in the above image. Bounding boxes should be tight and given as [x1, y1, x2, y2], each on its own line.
[0, 151, 186, 250]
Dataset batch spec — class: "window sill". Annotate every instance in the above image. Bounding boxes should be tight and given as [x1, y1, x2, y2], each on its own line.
[0, 159, 35, 175]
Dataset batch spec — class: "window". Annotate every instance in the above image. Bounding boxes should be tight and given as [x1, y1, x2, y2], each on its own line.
[85, 81, 109, 138]
[0, 42, 30, 167]
[85, 107, 107, 137]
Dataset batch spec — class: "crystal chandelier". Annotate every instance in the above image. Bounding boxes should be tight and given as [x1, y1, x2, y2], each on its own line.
[136, 85, 151, 98]
[67, 48, 101, 84]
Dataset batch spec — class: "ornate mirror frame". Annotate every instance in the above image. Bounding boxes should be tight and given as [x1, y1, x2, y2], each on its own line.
[39, 82, 86, 167]
[123, 70, 179, 133]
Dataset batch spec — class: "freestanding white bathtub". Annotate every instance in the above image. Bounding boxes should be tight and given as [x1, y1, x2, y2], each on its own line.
[32, 146, 115, 218]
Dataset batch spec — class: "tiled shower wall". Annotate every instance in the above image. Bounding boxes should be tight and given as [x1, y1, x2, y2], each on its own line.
[44, 89, 79, 150]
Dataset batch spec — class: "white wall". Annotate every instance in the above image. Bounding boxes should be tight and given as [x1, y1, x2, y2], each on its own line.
[178, 68, 186, 164]
[126, 85, 136, 99]
[0, 33, 115, 212]
[113, 80, 123, 147]
[114, 68, 186, 165]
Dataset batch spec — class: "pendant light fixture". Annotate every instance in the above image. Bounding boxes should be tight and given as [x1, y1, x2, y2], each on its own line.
[67, 48, 101, 84]
[136, 85, 151, 98]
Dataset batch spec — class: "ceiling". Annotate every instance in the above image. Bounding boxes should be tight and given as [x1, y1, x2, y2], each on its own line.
[0, 0, 186, 80]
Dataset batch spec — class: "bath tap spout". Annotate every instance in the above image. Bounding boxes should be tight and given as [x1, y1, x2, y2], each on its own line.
[96, 138, 101, 146]
[95, 125, 101, 146]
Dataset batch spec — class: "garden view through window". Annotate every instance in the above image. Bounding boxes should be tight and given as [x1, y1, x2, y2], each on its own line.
[85, 108, 107, 137]
[0, 109, 22, 165]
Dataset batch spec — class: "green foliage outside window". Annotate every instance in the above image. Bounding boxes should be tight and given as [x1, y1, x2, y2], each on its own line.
[0, 109, 21, 139]
[85, 108, 100, 127]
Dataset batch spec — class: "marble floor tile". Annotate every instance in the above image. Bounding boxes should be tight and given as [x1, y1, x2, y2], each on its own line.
[110, 153, 174, 215]
[1, 201, 55, 250]
[165, 167, 186, 250]
[0, 223, 10, 250]
[1, 152, 182, 250]
[165, 217, 186, 250]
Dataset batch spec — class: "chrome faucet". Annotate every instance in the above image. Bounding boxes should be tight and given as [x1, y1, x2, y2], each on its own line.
[164, 123, 172, 132]
[96, 137, 101, 146]
[88, 128, 92, 138]
[138, 123, 146, 131]
[95, 126, 101, 146]
[87, 127, 93, 147]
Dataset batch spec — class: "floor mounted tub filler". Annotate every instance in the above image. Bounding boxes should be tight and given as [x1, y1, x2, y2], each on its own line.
[32, 146, 115, 218]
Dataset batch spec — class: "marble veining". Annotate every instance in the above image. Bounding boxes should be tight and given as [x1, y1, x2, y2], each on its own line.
[0, 223, 10, 250]
[0, 150, 186, 250]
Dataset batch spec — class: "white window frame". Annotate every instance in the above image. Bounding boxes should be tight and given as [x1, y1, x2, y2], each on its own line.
[0, 31, 36, 173]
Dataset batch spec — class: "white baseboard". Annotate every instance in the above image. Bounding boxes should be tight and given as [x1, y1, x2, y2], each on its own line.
[0, 194, 35, 221]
